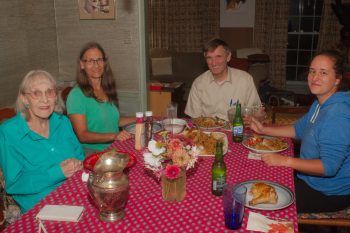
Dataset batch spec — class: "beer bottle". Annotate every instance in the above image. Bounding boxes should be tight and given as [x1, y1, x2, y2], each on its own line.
[232, 103, 244, 143]
[212, 141, 226, 196]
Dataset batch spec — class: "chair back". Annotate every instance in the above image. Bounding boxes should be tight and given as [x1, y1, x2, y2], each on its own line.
[271, 106, 309, 124]
[0, 107, 16, 124]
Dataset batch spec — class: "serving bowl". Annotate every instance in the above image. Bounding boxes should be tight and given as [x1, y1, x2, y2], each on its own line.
[161, 118, 187, 134]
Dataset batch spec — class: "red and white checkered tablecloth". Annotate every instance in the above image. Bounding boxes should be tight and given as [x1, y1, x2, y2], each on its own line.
[3, 132, 298, 232]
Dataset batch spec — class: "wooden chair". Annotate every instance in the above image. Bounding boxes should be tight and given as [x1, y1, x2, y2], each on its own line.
[0, 107, 21, 229]
[271, 105, 309, 124]
[0, 107, 16, 124]
[61, 86, 73, 104]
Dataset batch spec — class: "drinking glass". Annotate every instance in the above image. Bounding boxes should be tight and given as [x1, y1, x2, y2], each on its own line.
[223, 184, 247, 230]
[166, 102, 178, 119]
[164, 102, 178, 134]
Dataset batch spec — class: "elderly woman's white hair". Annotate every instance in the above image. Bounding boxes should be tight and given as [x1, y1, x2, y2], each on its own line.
[15, 70, 64, 119]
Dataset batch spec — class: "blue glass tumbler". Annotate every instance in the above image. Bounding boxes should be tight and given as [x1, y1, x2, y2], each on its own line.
[223, 184, 247, 230]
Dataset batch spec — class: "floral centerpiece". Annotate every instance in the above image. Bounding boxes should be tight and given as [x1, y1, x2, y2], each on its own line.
[143, 132, 200, 202]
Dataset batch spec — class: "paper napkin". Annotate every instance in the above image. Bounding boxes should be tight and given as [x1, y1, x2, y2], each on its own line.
[36, 205, 84, 222]
[248, 151, 261, 160]
[246, 212, 294, 233]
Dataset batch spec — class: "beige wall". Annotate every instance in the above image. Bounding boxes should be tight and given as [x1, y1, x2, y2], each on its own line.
[0, 1, 59, 107]
[0, 1, 145, 115]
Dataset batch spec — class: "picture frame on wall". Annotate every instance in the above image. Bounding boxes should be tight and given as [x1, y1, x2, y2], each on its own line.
[78, 0, 116, 20]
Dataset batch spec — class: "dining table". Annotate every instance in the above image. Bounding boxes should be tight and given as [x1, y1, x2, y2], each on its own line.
[2, 128, 298, 232]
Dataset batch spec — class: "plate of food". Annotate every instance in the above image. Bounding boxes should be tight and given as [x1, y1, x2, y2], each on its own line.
[242, 135, 289, 153]
[240, 180, 294, 211]
[84, 149, 136, 171]
[182, 128, 228, 156]
[191, 117, 227, 131]
[123, 122, 162, 135]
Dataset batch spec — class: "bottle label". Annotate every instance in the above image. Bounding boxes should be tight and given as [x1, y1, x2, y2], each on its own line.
[232, 126, 243, 136]
[212, 176, 226, 191]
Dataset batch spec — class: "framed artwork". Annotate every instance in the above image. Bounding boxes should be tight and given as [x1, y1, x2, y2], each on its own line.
[78, 0, 116, 20]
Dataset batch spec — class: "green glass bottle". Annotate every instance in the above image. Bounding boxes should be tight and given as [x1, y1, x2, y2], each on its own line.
[232, 103, 244, 143]
[211, 141, 226, 196]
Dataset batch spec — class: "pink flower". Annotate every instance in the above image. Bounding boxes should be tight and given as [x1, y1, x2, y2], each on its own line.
[164, 164, 181, 180]
[167, 138, 183, 151]
[172, 149, 190, 167]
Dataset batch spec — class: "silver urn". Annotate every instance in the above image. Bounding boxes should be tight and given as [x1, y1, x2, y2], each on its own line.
[87, 150, 129, 222]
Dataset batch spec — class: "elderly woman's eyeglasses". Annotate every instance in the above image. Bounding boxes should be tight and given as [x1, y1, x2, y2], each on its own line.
[25, 88, 57, 100]
[82, 58, 105, 66]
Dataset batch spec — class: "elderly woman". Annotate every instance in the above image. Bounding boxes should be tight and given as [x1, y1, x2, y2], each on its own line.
[66, 42, 133, 155]
[249, 50, 350, 213]
[0, 70, 84, 213]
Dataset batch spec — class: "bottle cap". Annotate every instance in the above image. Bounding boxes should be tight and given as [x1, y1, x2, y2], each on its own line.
[136, 112, 144, 118]
[145, 111, 153, 117]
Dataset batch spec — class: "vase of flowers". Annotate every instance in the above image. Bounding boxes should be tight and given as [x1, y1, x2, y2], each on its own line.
[143, 132, 200, 202]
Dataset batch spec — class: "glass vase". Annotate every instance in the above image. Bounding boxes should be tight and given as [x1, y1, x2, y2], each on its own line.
[161, 168, 186, 202]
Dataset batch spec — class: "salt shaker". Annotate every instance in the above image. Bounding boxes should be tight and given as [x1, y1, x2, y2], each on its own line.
[144, 111, 153, 146]
[135, 112, 145, 150]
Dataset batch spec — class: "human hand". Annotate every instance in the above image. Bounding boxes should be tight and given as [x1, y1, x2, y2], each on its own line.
[254, 106, 267, 122]
[115, 130, 132, 141]
[249, 117, 265, 134]
[261, 153, 288, 167]
[60, 158, 83, 178]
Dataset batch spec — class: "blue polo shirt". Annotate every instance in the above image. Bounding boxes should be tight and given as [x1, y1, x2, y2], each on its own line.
[0, 112, 84, 213]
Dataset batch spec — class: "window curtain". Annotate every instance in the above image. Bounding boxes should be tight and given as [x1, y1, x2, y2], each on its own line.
[148, 0, 219, 52]
[253, 0, 290, 89]
[317, 0, 342, 52]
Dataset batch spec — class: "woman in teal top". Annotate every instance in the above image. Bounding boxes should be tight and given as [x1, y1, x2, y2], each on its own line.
[0, 70, 84, 213]
[67, 42, 133, 154]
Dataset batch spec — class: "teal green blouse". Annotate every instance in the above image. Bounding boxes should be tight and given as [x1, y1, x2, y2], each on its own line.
[66, 87, 120, 151]
[0, 113, 84, 213]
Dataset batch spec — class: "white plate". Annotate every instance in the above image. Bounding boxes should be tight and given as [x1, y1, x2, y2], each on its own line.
[242, 136, 289, 153]
[123, 122, 162, 135]
[240, 180, 294, 211]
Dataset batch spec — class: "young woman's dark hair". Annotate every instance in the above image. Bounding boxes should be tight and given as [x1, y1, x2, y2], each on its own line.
[315, 50, 349, 91]
[76, 41, 118, 106]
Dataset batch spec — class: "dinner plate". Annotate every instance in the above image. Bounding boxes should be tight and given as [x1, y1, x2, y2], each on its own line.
[123, 122, 162, 135]
[240, 180, 294, 211]
[242, 136, 289, 153]
[192, 117, 228, 131]
[84, 150, 136, 171]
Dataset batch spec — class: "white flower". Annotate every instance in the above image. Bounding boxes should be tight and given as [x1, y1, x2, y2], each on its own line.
[143, 152, 162, 170]
[148, 140, 166, 156]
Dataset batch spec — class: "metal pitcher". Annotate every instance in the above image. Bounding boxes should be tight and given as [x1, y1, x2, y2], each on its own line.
[87, 150, 129, 222]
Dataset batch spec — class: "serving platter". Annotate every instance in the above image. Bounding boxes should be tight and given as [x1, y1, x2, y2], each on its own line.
[123, 122, 162, 135]
[240, 180, 294, 211]
[242, 136, 289, 153]
[191, 117, 228, 131]
[84, 150, 136, 171]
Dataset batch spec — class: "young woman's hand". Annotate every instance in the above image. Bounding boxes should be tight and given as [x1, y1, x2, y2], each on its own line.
[261, 153, 289, 167]
[115, 130, 132, 141]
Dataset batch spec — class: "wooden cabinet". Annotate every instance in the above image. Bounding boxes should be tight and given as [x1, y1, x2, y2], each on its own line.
[148, 82, 185, 117]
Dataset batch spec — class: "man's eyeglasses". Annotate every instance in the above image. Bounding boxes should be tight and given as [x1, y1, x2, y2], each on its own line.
[25, 88, 57, 100]
[82, 58, 105, 66]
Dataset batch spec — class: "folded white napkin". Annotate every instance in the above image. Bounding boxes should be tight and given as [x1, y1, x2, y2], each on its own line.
[246, 212, 294, 232]
[248, 151, 261, 160]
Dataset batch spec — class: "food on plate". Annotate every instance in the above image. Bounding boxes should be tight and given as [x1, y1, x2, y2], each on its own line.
[249, 182, 278, 206]
[245, 135, 288, 151]
[182, 128, 224, 155]
[192, 117, 226, 129]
